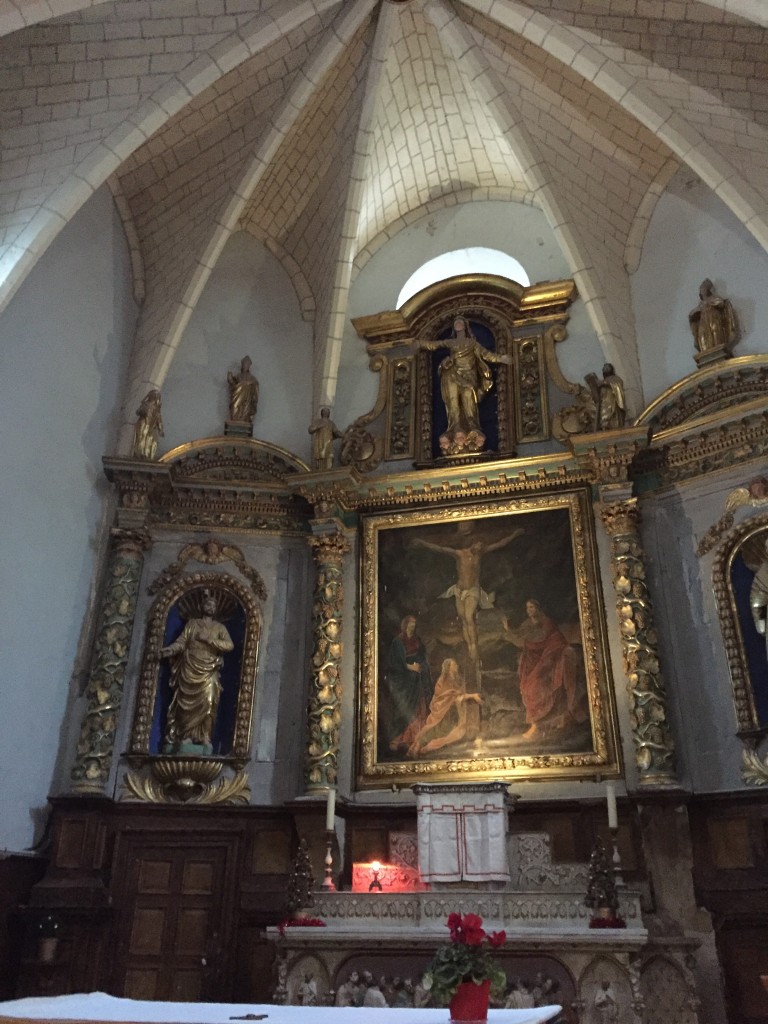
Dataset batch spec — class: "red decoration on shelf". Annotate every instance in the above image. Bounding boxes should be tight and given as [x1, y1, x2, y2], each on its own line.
[449, 978, 491, 1022]
[588, 915, 627, 929]
[277, 918, 326, 936]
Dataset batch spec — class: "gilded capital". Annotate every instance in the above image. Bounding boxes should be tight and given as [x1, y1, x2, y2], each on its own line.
[309, 531, 351, 565]
[600, 499, 641, 537]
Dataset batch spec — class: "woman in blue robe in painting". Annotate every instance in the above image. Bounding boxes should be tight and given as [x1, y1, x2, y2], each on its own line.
[383, 615, 433, 754]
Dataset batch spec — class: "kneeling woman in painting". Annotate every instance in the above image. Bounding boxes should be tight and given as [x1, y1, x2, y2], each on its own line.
[407, 658, 482, 757]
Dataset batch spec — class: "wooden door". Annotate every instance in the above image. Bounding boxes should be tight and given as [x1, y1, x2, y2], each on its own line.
[112, 839, 235, 1002]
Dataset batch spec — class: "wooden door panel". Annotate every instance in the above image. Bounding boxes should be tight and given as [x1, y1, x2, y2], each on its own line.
[174, 909, 209, 955]
[128, 907, 166, 955]
[113, 838, 236, 1002]
[137, 859, 173, 893]
[170, 969, 203, 1002]
[182, 860, 215, 893]
[124, 969, 160, 1001]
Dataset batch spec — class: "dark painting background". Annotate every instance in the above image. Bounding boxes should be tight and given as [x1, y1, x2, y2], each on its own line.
[376, 506, 593, 763]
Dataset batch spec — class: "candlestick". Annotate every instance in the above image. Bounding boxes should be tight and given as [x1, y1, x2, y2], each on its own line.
[321, 829, 336, 892]
[606, 781, 618, 830]
[325, 786, 336, 831]
[610, 826, 625, 889]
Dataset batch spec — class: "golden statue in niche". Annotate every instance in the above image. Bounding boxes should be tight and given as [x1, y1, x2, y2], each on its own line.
[688, 279, 739, 356]
[132, 389, 164, 460]
[227, 355, 259, 424]
[161, 588, 235, 755]
[414, 315, 510, 456]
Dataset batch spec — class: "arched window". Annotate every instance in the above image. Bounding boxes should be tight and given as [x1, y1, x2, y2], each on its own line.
[397, 247, 530, 308]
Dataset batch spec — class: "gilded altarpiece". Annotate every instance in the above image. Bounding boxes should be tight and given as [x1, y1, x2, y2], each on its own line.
[351, 275, 576, 469]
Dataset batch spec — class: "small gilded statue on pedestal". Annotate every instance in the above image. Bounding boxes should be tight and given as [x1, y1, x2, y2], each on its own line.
[309, 406, 342, 471]
[689, 278, 739, 366]
[226, 355, 259, 433]
[585, 363, 626, 431]
[132, 389, 164, 460]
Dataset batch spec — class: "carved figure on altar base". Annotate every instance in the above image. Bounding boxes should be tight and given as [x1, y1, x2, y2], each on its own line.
[227, 355, 259, 424]
[334, 971, 361, 1007]
[161, 589, 234, 755]
[361, 971, 388, 1007]
[309, 406, 342, 470]
[132, 389, 164, 460]
[298, 972, 318, 1007]
[505, 979, 535, 1009]
[593, 979, 619, 1023]
[585, 363, 626, 431]
[413, 315, 511, 456]
[689, 278, 739, 357]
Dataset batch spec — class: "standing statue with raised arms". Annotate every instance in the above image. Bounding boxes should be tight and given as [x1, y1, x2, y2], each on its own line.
[413, 315, 510, 456]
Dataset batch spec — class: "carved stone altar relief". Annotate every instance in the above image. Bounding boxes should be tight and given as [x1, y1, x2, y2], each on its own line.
[640, 955, 698, 1024]
[578, 958, 634, 1024]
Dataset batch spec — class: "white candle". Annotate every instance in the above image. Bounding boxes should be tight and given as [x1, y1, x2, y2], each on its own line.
[325, 787, 336, 831]
[606, 782, 618, 830]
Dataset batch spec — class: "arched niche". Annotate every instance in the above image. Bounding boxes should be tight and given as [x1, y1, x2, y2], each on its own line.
[129, 570, 262, 764]
[713, 514, 768, 737]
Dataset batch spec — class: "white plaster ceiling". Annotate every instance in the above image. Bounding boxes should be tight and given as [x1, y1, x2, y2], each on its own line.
[0, 0, 767, 429]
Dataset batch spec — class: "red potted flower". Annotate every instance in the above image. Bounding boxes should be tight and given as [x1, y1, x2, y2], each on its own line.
[424, 912, 507, 1022]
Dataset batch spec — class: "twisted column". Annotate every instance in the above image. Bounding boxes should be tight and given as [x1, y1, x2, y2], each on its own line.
[304, 531, 350, 791]
[71, 528, 150, 792]
[600, 500, 677, 786]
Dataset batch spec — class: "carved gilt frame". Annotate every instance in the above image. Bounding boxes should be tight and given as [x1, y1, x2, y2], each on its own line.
[357, 488, 620, 786]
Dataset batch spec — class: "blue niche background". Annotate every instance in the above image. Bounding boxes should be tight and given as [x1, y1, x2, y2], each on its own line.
[150, 599, 247, 755]
[431, 319, 501, 460]
[731, 551, 768, 729]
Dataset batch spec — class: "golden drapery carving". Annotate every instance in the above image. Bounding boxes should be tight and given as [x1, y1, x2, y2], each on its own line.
[305, 531, 350, 790]
[600, 500, 677, 786]
[71, 528, 150, 791]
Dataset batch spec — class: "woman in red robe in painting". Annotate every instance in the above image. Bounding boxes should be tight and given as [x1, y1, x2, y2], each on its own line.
[502, 599, 586, 740]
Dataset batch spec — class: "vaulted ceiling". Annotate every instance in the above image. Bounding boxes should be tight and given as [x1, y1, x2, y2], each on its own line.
[1, 0, 767, 422]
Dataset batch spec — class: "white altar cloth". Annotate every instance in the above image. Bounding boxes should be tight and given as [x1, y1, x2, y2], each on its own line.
[0, 993, 562, 1024]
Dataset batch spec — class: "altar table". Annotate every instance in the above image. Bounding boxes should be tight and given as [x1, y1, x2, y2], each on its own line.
[0, 993, 562, 1024]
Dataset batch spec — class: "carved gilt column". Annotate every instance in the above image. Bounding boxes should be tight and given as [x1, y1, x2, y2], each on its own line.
[70, 528, 150, 792]
[600, 498, 677, 786]
[304, 530, 350, 791]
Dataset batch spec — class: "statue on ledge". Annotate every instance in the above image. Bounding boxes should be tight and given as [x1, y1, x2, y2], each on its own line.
[132, 389, 164, 460]
[161, 589, 234, 755]
[414, 315, 511, 456]
[227, 355, 259, 424]
[585, 363, 626, 431]
[689, 278, 739, 358]
[309, 406, 342, 470]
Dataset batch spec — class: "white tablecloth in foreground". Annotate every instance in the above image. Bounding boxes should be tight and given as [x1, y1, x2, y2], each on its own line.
[0, 992, 561, 1024]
